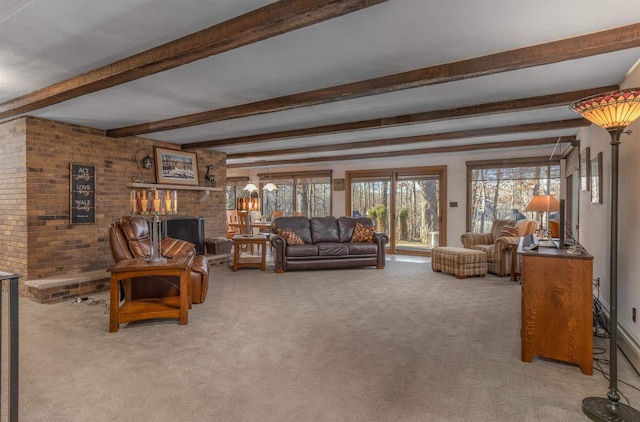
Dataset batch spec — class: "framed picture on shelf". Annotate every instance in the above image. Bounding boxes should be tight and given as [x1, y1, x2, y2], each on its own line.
[590, 152, 603, 204]
[155, 147, 199, 186]
[580, 147, 590, 191]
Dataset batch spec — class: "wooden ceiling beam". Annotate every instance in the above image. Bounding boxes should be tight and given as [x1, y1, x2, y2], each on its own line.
[226, 119, 587, 159]
[108, 23, 640, 137]
[183, 85, 616, 149]
[0, 0, 388, 120]
[226, 136, 575, 168]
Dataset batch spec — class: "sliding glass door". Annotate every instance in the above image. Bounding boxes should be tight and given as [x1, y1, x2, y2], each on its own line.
[347, 166, 446, 255]
[395, 173, 441, 253]
[350, 175, 391, 233]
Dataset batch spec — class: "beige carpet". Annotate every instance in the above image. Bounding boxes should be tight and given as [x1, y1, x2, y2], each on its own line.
[5, 259, 640, 421]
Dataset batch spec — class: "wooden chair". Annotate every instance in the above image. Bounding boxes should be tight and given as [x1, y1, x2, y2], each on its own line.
[293, 211, 305, 217]
[226, 210, 239, 239]
[271, 210, 285, 221]
[237, 211, 255, 253]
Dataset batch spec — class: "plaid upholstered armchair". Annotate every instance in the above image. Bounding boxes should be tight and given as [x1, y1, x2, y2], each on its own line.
[460, 218, 538, 277]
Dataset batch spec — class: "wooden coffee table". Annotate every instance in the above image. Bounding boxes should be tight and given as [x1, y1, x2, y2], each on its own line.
[107, 256, 193, 332]
[233, 234, 269, 271]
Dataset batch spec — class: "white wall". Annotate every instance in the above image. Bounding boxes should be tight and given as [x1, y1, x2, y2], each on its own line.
[576, 124, 612, 296]
[229, 144, 559, 247]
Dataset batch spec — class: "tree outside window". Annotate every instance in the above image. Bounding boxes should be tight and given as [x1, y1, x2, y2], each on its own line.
[260, 171, 331, 220]
[468, 160, 560, 233]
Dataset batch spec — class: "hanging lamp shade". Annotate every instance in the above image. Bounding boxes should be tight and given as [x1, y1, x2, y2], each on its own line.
[263, 182, 277, 192]
[243, 182, 259, 192]
[569, 88, 640, 129]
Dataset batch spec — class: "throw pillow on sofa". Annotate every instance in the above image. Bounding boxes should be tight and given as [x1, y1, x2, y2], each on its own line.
[351, 222, 374, 243]
[277, 229, 305, 245]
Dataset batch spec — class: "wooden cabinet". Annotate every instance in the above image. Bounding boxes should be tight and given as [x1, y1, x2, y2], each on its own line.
[518, 242, 593, 375]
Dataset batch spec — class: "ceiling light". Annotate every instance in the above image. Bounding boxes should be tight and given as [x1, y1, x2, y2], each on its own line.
[243, 182, 258, 192]
[263, 182, 277, 192]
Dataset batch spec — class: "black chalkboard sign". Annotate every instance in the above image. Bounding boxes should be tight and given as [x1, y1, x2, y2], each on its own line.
[70, 164, 95, 224]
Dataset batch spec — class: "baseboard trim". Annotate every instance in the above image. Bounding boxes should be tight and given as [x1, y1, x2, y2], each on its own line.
[600, 305, 640, 376]
[618, 324, 640, 376]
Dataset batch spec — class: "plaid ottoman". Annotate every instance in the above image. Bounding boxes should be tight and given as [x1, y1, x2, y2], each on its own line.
[432, 247, 487, 279]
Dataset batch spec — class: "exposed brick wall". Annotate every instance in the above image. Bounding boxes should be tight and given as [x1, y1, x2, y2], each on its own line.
[0, 119, 28, 280]
[0, 116, 226, 296]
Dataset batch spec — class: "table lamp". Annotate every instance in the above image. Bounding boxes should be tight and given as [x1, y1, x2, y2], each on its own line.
[524, 195, 559, 237]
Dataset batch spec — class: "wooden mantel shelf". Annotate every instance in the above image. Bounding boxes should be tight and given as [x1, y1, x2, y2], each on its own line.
[127, 182, 222, 202]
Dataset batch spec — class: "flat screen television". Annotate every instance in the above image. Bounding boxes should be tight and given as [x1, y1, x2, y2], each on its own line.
[558, 198, 565, 248]
[540, 199, 567, 249]
[550, 199, 566, 248]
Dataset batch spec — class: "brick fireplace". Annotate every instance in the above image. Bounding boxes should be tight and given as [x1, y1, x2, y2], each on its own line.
[0, 116, 227, 300]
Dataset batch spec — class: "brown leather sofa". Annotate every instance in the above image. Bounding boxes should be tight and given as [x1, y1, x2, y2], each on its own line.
[270, 216, 388, 273]
[109, 216, 209, 303]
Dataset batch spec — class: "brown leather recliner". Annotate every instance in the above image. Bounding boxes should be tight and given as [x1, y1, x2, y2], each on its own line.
[109, 216, 209, 303]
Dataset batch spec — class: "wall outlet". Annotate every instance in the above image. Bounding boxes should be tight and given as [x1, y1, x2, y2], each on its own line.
[595, 276, 600, 287]
[633, 306, 637, 323]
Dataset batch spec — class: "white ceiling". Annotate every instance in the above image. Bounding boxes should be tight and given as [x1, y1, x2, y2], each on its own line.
[1, 0, 640, 168]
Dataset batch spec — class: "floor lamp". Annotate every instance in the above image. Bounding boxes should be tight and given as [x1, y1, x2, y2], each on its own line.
[570, 88, 640, 421]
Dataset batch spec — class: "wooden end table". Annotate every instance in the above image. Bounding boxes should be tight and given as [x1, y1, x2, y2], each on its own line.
[233, 234, 269, 271]
[107, 256, 193, 333]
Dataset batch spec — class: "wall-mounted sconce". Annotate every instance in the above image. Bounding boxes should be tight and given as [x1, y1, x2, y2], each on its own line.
[132, 148, 153, 182]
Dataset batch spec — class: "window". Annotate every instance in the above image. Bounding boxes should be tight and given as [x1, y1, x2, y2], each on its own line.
[467, 158, 560, 232]
[295, 175, 331, 217]
[225, 177, 249, 210]
[261, 171, 331, 220]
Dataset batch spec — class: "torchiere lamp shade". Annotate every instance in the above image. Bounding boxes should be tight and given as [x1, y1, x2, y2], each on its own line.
[569, 88, 640, 130]
[570, 87, 640, 421]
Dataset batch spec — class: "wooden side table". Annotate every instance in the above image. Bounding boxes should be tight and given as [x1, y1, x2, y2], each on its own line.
[107, 256, 192, 333]
[233, 234, 268, 271]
